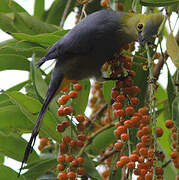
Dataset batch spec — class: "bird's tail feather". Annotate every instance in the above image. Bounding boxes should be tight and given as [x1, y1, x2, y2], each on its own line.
[18, 61, 64, 176]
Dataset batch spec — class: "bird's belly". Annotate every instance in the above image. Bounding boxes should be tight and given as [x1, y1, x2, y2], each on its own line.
[61, 55, 104, 80]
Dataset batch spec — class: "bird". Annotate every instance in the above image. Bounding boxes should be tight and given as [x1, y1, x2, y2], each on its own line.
[19, 9, 163, 175]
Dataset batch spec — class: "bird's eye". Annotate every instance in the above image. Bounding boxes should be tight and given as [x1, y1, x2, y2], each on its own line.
[137, 23, 144, 31]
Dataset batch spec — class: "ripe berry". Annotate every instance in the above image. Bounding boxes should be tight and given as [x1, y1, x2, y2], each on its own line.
[116, 94, 125, 102]
[58, 95, 69, 105]
[63, 106, 73, 115]
[69, 140, 77, 148]
[60, 143, 68, 154]
[77, 157, 85, 164]
[63, 136, 71, 144]
[56, 123, 65, 132]
[120, 156, 130, 164]
[71, 159, 78, 167]
[139, 147, 148, 158]
[62, 121, 70, 128]
[65, 155, 74, 162]
[124, 119, 133, 128]
[112, 102, 123, 110]
[73, 83, 82, 91]
[78, 134, 86, 141]
[127, 162, 135, 169]
[77, 140, 84, 147]
[124, 76, 133, 87]
[145, 172, 153, 180]
[114, 108, 125, 117]
[100, 0, 109, 7]
[57, 107, 65, 116]
[58, 172, 67, 180]
[138, 107, 148, 115]
[68, 90, 78, 98]
[76, 114, 85, 122]
[156, 127, 163, 137]
[170, 151, 179, 159]
[129, 153, 139, 162]
[120, 133, 129, 141]
[130, 97, 139, 106]
[116, 160, 124, 168]
[77, 123, 85, 131]
[125, 106, 135, 115]
[57, 163, 65, 171]
[165, 120, 174, 129]
[111, 89, 119, 99]
[57, 154, 66, 163]
[67, 171, 76, 179]
[114, 141, 123, 150]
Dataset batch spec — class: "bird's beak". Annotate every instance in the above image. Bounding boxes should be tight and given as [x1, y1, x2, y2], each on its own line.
[138, 31, 145, 48]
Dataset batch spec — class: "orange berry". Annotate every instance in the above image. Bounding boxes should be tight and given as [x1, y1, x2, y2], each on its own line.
[140, 168, 147, 176]
[172, 132, 177, 141]
[139, 147, 148, 158]
[57, 154, 66, 163]
[116, 160, 124, 168]
[129, 153, 139, 162]
[111, 89, 119, 99]
[125, 106, 135, 115]
[138, 107, 148, 115]
[77, 140, 84, 147]
[56, 123, 65, 132]
[76, 156, 84, 164]
[63, 106, 73, 115]
[58, 172, 67, 180]
[136, 142, 146, 150]
[73, 83, 82, 91]
[57, 107, 65, 116]
[115, 121, 122, 128]
[58, 94, 69, 105]
[114, 141, 123, 150]
[148, 149, 154, 158]
[77, 123, 85, 131]
[40, 138, 48, 146]
[67, 171, 76, 179]
[112, 101, 123, 110]
[155, 167, 164, 176]
[120, 156, 130, 164]
[61, 85, 69, 92]
[38, 144, 44, 151]
[116, 94, 125, 102]
[170, 151, 179, 159]
[71, 159, 78, 167]
[100, 0, 109, 7]
[60, 143, 68, 154]
[131, 97, 139, 106]
[141, 115, 150, 124]
[65, 155, 74, 162]
[124, 119, 133, 128]
[141, 135, 151, 145]
[69, 140, 77, 148]
[156, 128, 163, 137]
[57, 163, 65, 171]
[120, 133, 129, 141]
[114, 108, 125, 117]
[63, 136, 71, 144]
[78, 134, 86, 141]
[127, 162, 135, 169]
[68, 90, 78, 98]
[165, 120, 174, 129]
[76, 114, 85, 122]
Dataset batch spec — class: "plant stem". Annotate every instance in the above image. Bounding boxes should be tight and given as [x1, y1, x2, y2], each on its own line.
[146, 44, 157, 180]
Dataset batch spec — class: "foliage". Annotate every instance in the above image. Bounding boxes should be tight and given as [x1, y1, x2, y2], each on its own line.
[0, 0, 179, 179]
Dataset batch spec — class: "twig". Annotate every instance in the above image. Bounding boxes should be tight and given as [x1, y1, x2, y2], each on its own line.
[161, 159, 171, 168]
[98, 149, 116, 163]
[59, 0, 73, 28]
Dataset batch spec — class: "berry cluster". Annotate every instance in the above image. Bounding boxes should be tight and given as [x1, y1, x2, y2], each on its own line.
[38, 137, 50, 151]
[55, 83, 87, 179]
[165, 120, 179, 169]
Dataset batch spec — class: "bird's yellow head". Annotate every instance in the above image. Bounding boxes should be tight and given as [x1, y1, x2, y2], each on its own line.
[121, 12, 164, 46]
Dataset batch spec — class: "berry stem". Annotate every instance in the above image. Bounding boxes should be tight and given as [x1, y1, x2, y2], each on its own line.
[146, 44, 157, 180]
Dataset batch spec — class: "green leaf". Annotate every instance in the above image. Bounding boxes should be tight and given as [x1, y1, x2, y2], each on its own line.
[6, 91, 61, 142]
[83, 152, 102, 180]
[141, 0, 179, 6]
[0, 105, 33, 132]
[0, 54, 30, 71]
[103, 80, 115, 104]
[7, 80, 29, 92]
[86, 126, 115, 155]
[71, 79, 90, 114]
[12, 31, 65, 46]
[46, 0, 76, 25]
[172, 96, 179, 130]
[0, 131, 38, 162]
[34, 0, 45, 19]
[23, 158, 57, 180]
[167, 69, 176, 117]
[13, 13, 58, 35]
[166, 33, 179, 68]
[0, 0, 27, 13]
[0, 165, 26, 180]
[0, 39, 46, 58]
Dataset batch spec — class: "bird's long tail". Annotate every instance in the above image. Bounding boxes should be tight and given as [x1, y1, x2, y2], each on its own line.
[19, 60, 65, 176]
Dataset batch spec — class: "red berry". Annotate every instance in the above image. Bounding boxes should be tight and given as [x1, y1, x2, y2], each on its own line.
[77, 140, 84, 147]
[114, 141, 123, 150]
[125, 106, 135, 115]
[63, 106, 73, 115]
[139, 147, 148, 158]
[57, 154, 66, 163]
[76, 114, 85, 122]
[58, 94, 69, 105]
[58, 172, 67, 180]
[67, 171, 76, 179]
[60, 143, 68, 154]
[127, 162, 135, 169]
[120, 133, 129, 141]
[116, 94, 125, 102]
[77, 123, 85, 131]
[156, 127, 163, 137]
[68, 90, 78, 98]
[78, 134, 86, 141]
[76, 157, 84, 164]
[63, 136, 71, 144]
[165, 120, 174, 129]
[73, 83, 82, 91]
[111, 89, 119, 99]
[114, 108, 125, 117]
[116, 160, 124, 168]
[129, 153, 139, 162]
[112, 102, 123, 110]
[65, 155, 74, 162]
[138, 107, 148, 115]
[62, 121, 70, 128]
[71, 159, 78, 167]
[57, 107, 65, 116]
[69, 140, 77, 148]
[57, 163, 65, 171]
[56, 123, 65, 132]
[77, 167, 85, 175]
[120, 156, 130, 164]
[130, 97, 139, 106]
